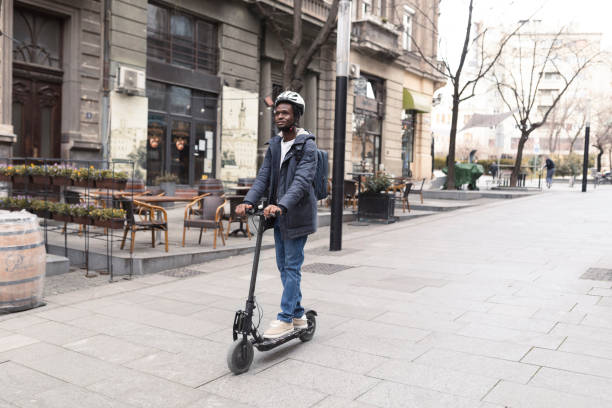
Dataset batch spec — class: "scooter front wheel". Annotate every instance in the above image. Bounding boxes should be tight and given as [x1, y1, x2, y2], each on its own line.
[299, 312, 317, 342]
[227, 338, 254, 374]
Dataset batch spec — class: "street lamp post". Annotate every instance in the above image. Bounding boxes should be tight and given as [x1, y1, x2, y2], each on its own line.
[582, 120, 590, 192]
[330, 0, 351, 251]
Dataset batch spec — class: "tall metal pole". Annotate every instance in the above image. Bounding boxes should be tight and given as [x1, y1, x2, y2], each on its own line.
[330, 0, 351, 251]
[582, 121, 590, 192]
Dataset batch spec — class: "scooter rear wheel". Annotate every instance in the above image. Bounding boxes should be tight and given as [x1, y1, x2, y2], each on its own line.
[227, 338, 254, 374]
[299, 312, 316, 342]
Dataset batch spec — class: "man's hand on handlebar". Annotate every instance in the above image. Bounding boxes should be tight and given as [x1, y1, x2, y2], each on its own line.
[235, 203, 252, 217]
[263, 205, 282, 218]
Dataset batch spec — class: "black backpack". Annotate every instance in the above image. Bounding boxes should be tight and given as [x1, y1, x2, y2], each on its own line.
[295, 139, 329, 200]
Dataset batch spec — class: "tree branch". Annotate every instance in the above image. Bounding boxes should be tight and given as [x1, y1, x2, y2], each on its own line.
[292, 0, 340, 91]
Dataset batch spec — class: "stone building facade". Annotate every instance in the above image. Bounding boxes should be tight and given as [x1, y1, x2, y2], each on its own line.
[0, 0, 442, 183]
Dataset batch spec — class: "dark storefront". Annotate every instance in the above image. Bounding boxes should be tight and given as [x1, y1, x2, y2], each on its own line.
[145, 2, 219, 185]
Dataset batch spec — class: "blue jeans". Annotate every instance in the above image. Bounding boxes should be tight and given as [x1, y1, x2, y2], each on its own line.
[546, 168, 555, 187]
[273, 221, 307, 323]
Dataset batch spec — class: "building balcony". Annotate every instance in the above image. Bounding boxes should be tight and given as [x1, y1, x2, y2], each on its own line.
[250, 0, 332, 25]
[351, 17, 401, 60]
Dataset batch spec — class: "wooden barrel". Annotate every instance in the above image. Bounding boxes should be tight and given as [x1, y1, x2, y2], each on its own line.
[198, 178, 224, 196]
[124, 178, 146, 195]
[0, 211, 45, 313]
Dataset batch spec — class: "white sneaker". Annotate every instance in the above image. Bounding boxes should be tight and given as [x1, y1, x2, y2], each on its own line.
[293, 315, 308, 329]
[263, 320, 294, 339]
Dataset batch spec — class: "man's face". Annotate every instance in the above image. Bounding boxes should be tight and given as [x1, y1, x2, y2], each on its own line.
[274, 103, 295, 129]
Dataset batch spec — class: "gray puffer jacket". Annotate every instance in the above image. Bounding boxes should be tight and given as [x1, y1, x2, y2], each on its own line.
[244, 130, 318, 240]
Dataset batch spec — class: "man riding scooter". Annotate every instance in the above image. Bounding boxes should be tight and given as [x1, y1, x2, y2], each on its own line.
[235, 91, 318, 339]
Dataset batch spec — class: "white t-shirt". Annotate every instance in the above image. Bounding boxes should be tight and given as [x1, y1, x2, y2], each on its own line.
[280, 138, 295, 168]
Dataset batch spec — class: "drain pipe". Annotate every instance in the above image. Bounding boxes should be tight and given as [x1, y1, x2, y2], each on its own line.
[100, 0, 111, 166]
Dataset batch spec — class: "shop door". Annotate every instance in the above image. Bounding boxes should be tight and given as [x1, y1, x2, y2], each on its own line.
[169, 117, 191, 185]
[12, 6, 63, 159]
[12, 75, 62, 158]
[194, 122, 215, 180]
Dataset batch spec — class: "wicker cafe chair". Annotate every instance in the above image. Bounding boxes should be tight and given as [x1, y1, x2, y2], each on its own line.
[224, 195, 251, 240]
[182, 195, 227, 249]
[343, 179, 358, 210]
[409, 178, 425, 204]
[119, 198, 168, 254]
[402, 182, 413, 213]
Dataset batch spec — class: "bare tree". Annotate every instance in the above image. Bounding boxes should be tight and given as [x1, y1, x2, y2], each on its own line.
[592, 105, 612, 171]
[568, 108, 587, 154]
[493, 29, 598, 186]
[409, 0, 524, 189]
[251, 0, 340, 92]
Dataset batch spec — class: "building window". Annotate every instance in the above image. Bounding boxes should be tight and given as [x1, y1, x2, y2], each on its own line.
[362, 0, 372, 17]
[146, 2, 218, 74]
[402, 6, 414, 51]
[13, 7, 62, 68]
[352, 75, 384, 172]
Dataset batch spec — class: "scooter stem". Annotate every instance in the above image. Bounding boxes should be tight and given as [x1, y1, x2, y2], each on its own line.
[247, 214, 266, 302]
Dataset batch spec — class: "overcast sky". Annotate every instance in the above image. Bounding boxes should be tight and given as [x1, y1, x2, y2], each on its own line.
[438, 0, 612, 65]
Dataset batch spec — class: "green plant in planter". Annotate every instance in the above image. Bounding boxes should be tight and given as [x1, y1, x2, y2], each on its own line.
[49, 164, 76, 178]
[13, 165, 27, 176]
[13, 195, 31, 210]
[114, 171, 128, 181]
[30, 200, 49, 212]
[27, 164, 48, 176]
[363, 172, 392, 194]
[89, 207, 105, 220]
[0, 165, 16, 176]
[50, 202, 70, 215]
[0, 197, 11, 209]
[110, 208, 126, 219]
[69, 204, 90, 217]
[154, 172, 179, 185]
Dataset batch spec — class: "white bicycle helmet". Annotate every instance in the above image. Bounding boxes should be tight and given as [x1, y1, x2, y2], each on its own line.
[275, 91, 305, 117]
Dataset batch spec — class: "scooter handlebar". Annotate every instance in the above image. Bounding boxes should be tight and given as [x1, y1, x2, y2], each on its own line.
[246, 206, 280, 218]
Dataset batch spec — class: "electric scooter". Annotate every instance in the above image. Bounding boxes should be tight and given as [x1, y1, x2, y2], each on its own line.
[227, 202, 317, 374]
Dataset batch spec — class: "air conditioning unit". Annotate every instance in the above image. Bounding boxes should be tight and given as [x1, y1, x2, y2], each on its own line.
[117, 66, 145, 95]
[349, 63, 360, 79]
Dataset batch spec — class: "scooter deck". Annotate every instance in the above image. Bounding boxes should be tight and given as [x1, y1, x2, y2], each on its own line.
[253, 327, 308, 351]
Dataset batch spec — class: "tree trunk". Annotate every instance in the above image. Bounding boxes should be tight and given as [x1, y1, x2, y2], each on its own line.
[446, 94, 460, 190]
[596, 146, 604, 171]
[511, 134, 528, 187]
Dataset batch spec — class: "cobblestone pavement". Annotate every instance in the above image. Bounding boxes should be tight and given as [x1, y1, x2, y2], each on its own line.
[2, 186, 612, 407]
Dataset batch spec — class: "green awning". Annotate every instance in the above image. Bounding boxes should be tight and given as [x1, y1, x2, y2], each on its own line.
[403, 89, 432, 113]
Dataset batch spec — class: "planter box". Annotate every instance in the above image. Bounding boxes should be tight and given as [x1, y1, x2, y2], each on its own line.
[93, 218, 123, 229]
[0, 175, 10, 182]
[114, 179, 127, 190]
[31, 175, 51, 185]
[72, 216, 93, 225]
[52, 213, 72, 222]
[52, 176, 72, 186]
[109, 218, 124, 229]
[73, 179, 94, 188]
[95, 178, 114, 189]
[159, 181, 176, 196]
[12, 175, 30, 184]
[34, 209, 51, 219]
[357, 193, 396, 223]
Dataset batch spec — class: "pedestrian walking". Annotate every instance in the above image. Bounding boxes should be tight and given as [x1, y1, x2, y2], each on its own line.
[490, 162, 498, 179]
[542, 156, 555, 188]
[236, 91, 318, 339]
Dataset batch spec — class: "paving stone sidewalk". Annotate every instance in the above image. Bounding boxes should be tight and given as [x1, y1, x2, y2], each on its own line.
[2, 186, 612, 407]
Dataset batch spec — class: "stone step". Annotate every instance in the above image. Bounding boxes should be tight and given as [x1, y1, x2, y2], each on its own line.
[45, 254, 70, 276]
